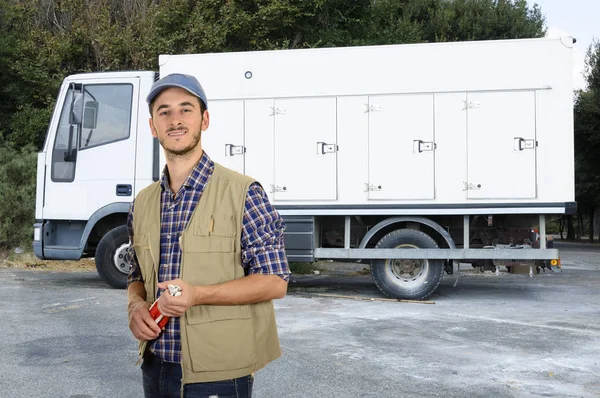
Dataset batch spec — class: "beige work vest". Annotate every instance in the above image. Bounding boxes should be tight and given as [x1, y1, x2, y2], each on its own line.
[132, 163, 281, 384]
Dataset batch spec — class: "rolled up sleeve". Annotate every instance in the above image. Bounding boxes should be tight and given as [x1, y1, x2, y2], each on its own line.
[241, 183, 291, 281]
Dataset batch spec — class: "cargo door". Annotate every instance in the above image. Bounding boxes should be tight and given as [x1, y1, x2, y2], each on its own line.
[244, 99, 275, 202]
[202, 100, 244, 174]
[273, 97, 337, 201]
[466, 91, 537, 199]
[368, 94, 435, 200]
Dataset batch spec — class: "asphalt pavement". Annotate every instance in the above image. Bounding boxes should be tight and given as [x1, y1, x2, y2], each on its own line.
[0, 241, 598, 397]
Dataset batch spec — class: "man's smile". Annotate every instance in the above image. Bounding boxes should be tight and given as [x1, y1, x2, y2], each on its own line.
[167, 129, 187, 137]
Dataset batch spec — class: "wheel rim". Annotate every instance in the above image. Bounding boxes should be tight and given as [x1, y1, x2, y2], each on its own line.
[383, 243, 429, 287]
[113, 243, 131, 275]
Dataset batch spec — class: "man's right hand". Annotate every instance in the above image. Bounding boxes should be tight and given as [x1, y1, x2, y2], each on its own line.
[128, 301, 161, 341]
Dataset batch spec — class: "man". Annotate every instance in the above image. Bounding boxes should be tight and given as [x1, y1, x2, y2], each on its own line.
[127, 73, 290, 398]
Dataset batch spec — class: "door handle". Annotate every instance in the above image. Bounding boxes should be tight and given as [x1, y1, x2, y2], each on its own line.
[514, 137, 537, 151]
[413, 140, 436, 153]
[317, 142, 337, 154]
[225, 144, 245, 156]
[116, 184, 132, 196]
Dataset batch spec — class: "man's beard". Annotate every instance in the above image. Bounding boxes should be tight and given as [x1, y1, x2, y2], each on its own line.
[161, 128, 202, 160]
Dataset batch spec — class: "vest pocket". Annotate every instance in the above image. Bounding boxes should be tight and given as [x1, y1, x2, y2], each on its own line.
[182, 234, 236, 285]
[193, 213, 237, 238]
[185, 304, 256, 372]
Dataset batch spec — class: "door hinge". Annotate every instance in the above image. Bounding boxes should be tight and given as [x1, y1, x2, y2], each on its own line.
[365, 104, 382, 113]
[225, 144, 245, 156]
[463, 182, 482, 191]
[514, 137, 537, 151]
[365, 183, 382, 192]
[270, 185, 287, 193]
[462, 101, 480, 110]
[270, 107, 286, 116]
[413, 140, 436, 153]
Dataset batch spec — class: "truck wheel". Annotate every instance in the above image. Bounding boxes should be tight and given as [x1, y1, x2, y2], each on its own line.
[95, 225, 130, 289]
[371, 229, 444, 300]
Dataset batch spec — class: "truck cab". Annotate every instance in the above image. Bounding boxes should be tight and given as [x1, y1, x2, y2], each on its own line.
[33, 71, 157, 288]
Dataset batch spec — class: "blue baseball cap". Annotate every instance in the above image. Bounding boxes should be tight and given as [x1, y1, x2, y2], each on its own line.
[146, 73, 208, 110]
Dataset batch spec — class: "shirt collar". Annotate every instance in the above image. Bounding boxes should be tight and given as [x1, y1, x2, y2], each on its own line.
[160, 151, 213, 194]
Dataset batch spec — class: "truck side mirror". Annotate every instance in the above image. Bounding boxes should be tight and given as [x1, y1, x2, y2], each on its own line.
[83, 101, 99, 130]
[69, 92, 84, 125]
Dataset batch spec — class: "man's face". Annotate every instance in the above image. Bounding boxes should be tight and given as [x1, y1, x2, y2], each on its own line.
[149, 87, 209, 159]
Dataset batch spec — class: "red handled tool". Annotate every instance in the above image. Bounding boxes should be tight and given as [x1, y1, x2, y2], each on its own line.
[149, 284, 182, 329]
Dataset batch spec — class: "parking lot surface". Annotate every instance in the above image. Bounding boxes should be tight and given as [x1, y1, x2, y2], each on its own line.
[0, 241, 598, 397]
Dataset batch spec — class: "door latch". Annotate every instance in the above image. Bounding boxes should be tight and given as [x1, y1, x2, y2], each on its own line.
[514, 137, 537, 151]
[225, 144, 245, 156]
[413, 140, 436, 153]
[317, 142, 338, 154]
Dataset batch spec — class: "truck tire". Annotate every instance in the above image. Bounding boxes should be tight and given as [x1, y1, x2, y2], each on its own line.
[95, 225, 130, 289]
[371, 229, 444, 300]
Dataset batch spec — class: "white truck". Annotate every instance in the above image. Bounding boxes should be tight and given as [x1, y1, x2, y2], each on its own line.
[33, 37, 575, 299]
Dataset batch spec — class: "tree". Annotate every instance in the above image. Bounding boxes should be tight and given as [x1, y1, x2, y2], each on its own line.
[574, 39, 600, 241]
[0, 0, 21, 137]
[363, 0, 545, 45]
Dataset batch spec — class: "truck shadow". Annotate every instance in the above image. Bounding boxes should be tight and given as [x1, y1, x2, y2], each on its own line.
[433, 272, 552, 300]
[288, 272, 551, 302]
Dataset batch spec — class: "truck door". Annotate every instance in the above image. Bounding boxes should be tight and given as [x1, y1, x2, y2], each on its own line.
[368, 94, 435, 200]
[272, 97, 338, 201]
[43, 78, 140, 221]
[465, 91, 537, 199]
[202, 100, 245, 174]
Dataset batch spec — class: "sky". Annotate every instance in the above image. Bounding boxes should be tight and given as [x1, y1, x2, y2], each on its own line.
[527, 0, 599, 90]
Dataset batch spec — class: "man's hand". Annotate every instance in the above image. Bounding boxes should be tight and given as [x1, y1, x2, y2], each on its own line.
[128, 301, 161, 341]
[157, 279, 194, 317]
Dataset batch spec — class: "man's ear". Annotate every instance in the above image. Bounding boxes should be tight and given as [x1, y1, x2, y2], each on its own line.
[149, 118, 158, 138]
[201, 110, 210, 131]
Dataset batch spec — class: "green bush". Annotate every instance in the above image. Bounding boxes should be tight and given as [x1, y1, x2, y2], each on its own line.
[8, 104, 53, 150]
[0, 145, 37, 250]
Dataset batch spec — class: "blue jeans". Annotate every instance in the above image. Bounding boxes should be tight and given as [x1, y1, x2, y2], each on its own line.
[142, 352, 253, 398]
